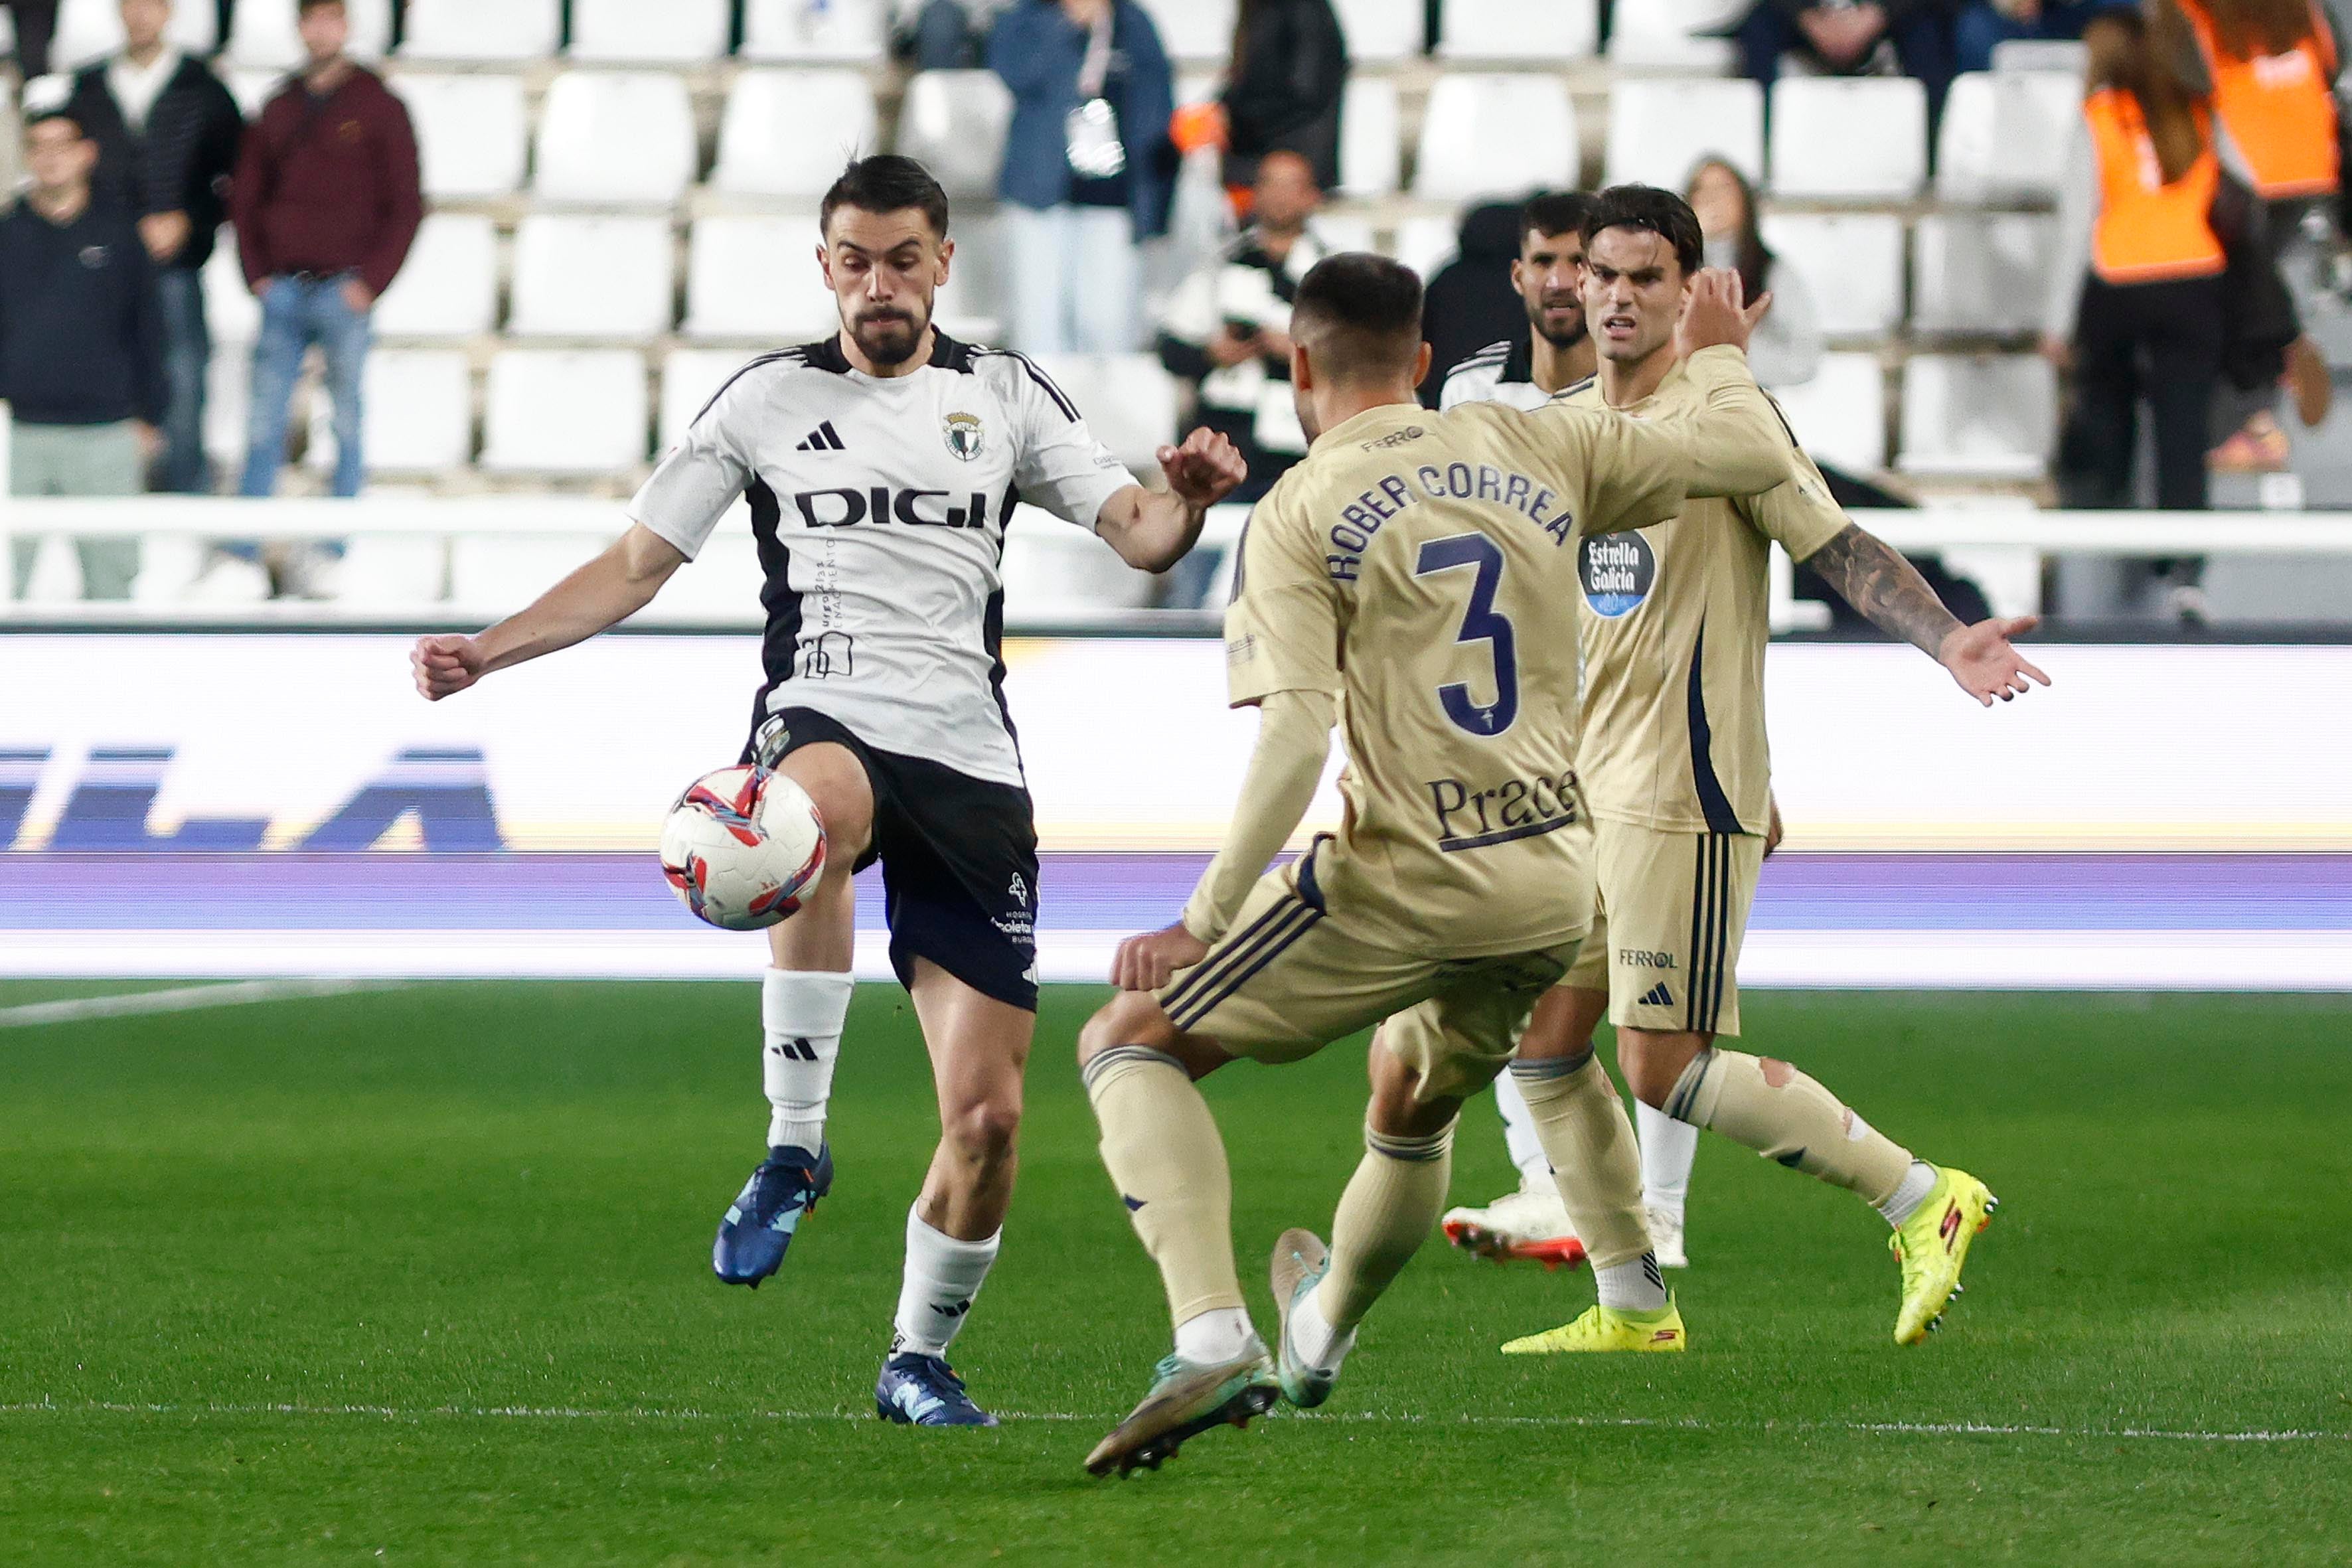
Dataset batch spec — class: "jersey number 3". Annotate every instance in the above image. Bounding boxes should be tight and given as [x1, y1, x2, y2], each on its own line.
[1415, 534, 1519, 738]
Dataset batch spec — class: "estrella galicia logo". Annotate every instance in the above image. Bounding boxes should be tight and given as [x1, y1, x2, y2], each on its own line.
[1578, 532, 1655, 618]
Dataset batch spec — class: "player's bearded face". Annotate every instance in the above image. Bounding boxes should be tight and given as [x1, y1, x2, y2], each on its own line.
[1514, 233, 1587, 350]
[823, 210, 949, 368]
[1581, 228, 1685, 366]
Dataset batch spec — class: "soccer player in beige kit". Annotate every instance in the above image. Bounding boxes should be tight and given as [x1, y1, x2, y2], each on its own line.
[1067, 250, 1797, 1477]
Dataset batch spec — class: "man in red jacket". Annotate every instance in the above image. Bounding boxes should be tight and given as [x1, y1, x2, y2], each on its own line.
[230, 0, 420, 535]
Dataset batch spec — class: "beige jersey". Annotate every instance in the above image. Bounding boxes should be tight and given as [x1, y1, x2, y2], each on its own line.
[1558, 361, 1846, 836]
[1220, 347, 1787, 955]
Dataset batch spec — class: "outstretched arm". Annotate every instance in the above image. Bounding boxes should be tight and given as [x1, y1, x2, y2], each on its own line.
[412, 523, 688, 700]
[1095, 428, 1249, 573]
[1800, 522, 2051, 706]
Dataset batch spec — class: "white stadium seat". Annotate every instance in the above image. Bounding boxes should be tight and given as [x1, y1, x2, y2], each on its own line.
[53, 0, 214, 68]
[509, 215, 676, 341]
[228, 0, 390, 65]
[571, 0, 730, 62]
[1338, 77, 1401, 198]
[1608, 0, 1745, 70]
[716, 71, 880, 198]
[393, 74, 529, 200]
[1769, 76, 1928, 200]
[1770, 353, 1887, 473]
[1439, 0, 1598, 60]
[312, 350, 474, 475]
[1000, 507, 1154, 617]
[1334, 0, 1421, 60]
[1138, 0, 1237, 62]
[1899, 354, 2057, 479]
[1311, 214, 1377, 255]
[450, 534, 620, 612]
[660, 349, 761, 450]
[1934, 71, 2080, 204]
[1911, 214, 2059, 336]
[742, 0, 888, 61]
[656, 528, 769, 619]
[684, 216, 841, 341]
[1757, 212, 1905, 337]
[331, 534, 451, 610]
[1030, 354, 1178, 477]
[226, 70, 281, 118]
[202, 240, 260, 347]
[482, 351, 650, 475]
[535, 72, 699, 205]
[373, 214, 499, 338]
[204, 351, 250, 473]
[1605, 78, 1763, 190]
[401, 0, 559, 60]
[896, 71, 1014, 201]
[1414, 75, 1579, 202]
[933, 210, 1010, 343]
[1396, 215, 1456, 279]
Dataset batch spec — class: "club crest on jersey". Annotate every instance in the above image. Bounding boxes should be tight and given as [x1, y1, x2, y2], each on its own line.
[943, 411, 984, 463]
[1579, 532, 1656, 619]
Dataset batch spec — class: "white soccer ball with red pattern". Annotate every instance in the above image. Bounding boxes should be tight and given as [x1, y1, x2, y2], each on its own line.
[660, 766, 827, 931]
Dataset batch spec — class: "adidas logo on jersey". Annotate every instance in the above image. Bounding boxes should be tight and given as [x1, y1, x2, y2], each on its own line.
[795, 422, 847, 451]
[1638, 982, 1675, 1008]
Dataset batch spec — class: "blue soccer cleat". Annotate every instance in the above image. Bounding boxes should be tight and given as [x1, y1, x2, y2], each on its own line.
[712, 1143, 832, 1287]
[875, 1349, 1000, 1427]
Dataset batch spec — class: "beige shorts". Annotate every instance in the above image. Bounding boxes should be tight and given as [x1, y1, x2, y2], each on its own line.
[1158, 841, 1583, 1103]
[1561, 821, 1765, 1037]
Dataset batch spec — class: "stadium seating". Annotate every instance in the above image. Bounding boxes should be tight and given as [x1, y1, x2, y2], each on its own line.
[1911, 214, 2060, 336]
[1604, 78, 1763, 191]
[225, 68, 278, 118]
[400, 0, 560, 61]
[716, 71, 881, 198]
[533, 72, 699, 206]
[895, 71, 1014, 201]
[1934, 70, 2081, 204]
[1312, 214, 1378, 255]
[325, 351, 475, 475]
[933, 210, 1010, 342]
[1335, 0, 1424, 60]
[202, 353, 249, 475]
[331, 533, 450, 610]
[655, 528, 769, 619]
[1338, 77, 1403, 198]
[201, 240, 260, 349]
[1899, 354, 2058, 479]
[1768, 77, 1929, 200]
[684, 216, 842, 341]
[1140, 0, 1237, 63]
[1414, 75, 1579, 202]
[1438, 0, 1599, 60]
[372, 214, 499, 339]
[226, 0, 392, 65]
[570, 0, 730, 63]
[1395, 215, 1458, 279]
[1030, 354, 1178, 477]
[1000, 507, 1156, 616]
[659, 349, 757, 449]
[52, 0, 216, 68]
[449, 532, 623, 611]
[393, 74, 530, 200]
[1606, 0, 1744, 70]
[741, 0, 888, 62]
[1759, 212, 1906, 337]
[481, 351, 651, 475]
[509, 215, 676, 341]
[1768, 353, 1889, 474]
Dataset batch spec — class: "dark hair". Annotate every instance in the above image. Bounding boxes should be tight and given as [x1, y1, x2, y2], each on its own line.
[1579, 184, 1705, 279]
[1683, 158, 1773, 303]
[1293, 252, 1423, 378]
[1520, 190, 1593, 244]
[296, 0, 345, 13]
[821, 155, 952, 239]
[2087, 11, 2207, 183]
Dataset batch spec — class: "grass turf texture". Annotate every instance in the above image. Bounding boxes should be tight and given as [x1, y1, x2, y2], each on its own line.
[2, 983, 2347, 1565]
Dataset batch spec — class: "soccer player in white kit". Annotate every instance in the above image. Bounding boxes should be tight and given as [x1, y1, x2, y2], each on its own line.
[412, 157, 1245, 1425]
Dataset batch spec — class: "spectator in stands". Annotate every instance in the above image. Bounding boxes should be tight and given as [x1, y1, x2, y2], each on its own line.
[1155, 151, 1326, 503]
[900, 0, 1011, 68]
[0, 81, 165, 601]
[6, 1, 58, 78]
[1956, 0, 2138, 74]
[1735, 0, 1960, 128]
[990, 0, 1175, 354]
[66, 0, 245, 495]
[1221, 0, 1350, 195]
[1418, 199, 1529, 407]
[231, 0, 420, 524]
[1685, 157, 1823, 390]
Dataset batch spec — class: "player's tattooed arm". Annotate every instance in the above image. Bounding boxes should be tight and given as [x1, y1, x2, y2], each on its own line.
[1802, 523, 2052, 706]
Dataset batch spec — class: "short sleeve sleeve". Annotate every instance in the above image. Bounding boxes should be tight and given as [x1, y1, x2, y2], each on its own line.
[1002, 354, 1140, 530]
[627, 370, 757, 561]
[1222, 487, 1344, 708]
[1740, 435, 1849, 560]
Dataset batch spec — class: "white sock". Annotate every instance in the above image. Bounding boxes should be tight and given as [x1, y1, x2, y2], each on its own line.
[1287, 1281, 1356, 1373]
[1172, 1305, 1256, 1364]
[1594, 1252, 1669, 1312]
[891, 1208, 1000, 1358]
[1635, 1099, 1698, 1215]
[1876, 1160, 1939, 1228]
[1493, 1069, 1553, 1188]
[761, 969, 854, 1152]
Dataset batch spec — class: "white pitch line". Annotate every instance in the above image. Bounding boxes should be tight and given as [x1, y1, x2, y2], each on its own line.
[1, 1400, 2343, 1445]
[0, 977, 393, 1029]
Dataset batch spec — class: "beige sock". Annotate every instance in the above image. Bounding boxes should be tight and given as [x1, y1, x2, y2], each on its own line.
[1319, 1123, 1455, 1333]
[1666, 1047, 1913, 1206]
[1083, 1046, 1245, 1324]
[1510, 1055, 1652, 1271]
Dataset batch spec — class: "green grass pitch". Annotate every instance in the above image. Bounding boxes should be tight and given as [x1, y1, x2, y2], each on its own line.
[3, 981, 2348, 1565]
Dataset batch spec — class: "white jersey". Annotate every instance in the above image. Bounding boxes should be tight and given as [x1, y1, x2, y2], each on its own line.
[1438, 337, 1573, 414]
[630, 333, 1138, 789]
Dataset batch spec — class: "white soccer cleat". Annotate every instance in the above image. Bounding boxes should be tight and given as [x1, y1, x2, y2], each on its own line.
[1441, 1175, 1587, 1270]
[1646, 1204, 1688, 1269]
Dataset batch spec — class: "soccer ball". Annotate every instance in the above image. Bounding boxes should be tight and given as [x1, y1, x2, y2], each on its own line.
[660, 765, 827, 931]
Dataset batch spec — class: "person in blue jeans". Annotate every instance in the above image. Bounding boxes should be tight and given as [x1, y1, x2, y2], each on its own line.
[240, 272, 372, 498]
[1954, 0, 2138, 72]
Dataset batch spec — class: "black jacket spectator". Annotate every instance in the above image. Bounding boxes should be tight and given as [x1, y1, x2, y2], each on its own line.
[66, 54, 244, 272]
[1418, 201, 1529, 409]
[1222, 0, 1350, 190]
[0, 184, 167, 426]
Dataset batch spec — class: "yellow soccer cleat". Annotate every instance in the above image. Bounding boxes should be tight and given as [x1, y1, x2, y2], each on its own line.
[1891, 1166, 1997, 1346]
[1500, 1295, 1686, 1355]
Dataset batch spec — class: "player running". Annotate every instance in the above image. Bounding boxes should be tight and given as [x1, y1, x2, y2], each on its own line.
[1387, 185, 2047, 1355]
[410, 156, 1244, 1427]
[1073, 251, 1794, 1477]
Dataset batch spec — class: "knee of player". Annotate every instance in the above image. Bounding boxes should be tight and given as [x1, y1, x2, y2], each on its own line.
[1075, 990, 1167, 1070]
[1618, 1027, 1710, 1109]
[946, 1093, 1023, 1160]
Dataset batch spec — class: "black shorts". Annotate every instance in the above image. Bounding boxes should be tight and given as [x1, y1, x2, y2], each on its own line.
[743, 702, 1040, 1013]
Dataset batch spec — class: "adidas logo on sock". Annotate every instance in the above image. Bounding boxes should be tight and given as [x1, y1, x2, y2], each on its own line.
[1639, 981, 1674, 1008]
[795, 421, 846, 451]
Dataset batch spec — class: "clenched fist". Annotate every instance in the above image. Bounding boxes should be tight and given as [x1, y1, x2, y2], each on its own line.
[412, 634, 487, 701]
